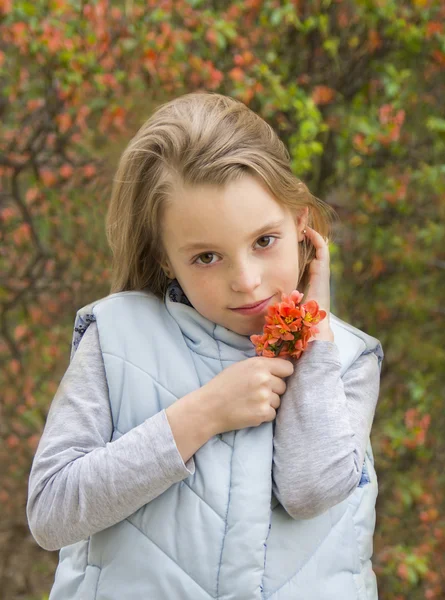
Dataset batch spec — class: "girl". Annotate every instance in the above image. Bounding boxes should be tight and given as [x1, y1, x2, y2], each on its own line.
[27, 91, 384, 600]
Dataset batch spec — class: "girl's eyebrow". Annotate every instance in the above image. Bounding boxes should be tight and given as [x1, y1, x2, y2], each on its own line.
[178, 218, 286, 253]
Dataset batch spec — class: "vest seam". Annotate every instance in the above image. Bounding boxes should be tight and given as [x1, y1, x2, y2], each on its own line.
[86, 536, 93, 567]
[124, 517, 215, 598]
[93, 323, 117, 436]
[114, 427, 225, 522]
[215, 433, 235, 600]
[348, 504, 370, 600]
[182, 480, 226, 522]
[353, 572, 369, 600]
[346, 505, 363, 600]
[361, 348, 382, 364]
[113, 427, 226, 520]
[186, 347, 255, 361]
[102, 351, 176, 404]
[112, 426, 226, 520]
[86, 536, 102, 598]
[93, 564, 102, 598]
[216, 436, 232, 447]
[264, 507, 350, 599]
[214, 323, 234, 600]
[116, 355, 126, 430]
[260, 509, 272, 599]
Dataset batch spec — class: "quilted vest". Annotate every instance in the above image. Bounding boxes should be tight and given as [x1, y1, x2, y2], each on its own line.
[49, 281, 384, 600]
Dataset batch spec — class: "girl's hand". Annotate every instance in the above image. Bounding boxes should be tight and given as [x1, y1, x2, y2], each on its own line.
[303, 226, 334, 342]
[198, 356, 294, 436]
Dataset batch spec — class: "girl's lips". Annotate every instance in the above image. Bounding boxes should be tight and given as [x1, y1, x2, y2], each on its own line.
[230, 296, 273, 315]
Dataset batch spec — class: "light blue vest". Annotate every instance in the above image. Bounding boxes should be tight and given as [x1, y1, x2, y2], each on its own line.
[49, 282, 384, 600]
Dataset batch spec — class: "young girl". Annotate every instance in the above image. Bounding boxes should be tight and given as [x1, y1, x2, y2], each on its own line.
[27, 91, 384, 600]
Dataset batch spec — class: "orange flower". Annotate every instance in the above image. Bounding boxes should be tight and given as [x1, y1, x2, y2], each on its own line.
[250, 290, 326, 360]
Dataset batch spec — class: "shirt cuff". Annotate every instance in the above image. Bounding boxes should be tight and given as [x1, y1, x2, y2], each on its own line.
[156, 409, 196, 476]
[301, 340, 342, 365]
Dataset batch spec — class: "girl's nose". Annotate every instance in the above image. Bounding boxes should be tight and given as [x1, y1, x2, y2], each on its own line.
[230, 262, 261, 293]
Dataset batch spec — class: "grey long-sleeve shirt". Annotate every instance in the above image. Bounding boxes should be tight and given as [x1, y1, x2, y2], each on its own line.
[26, 321, 381, 551]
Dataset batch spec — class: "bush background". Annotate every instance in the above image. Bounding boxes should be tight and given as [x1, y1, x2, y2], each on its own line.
[1, 1, 444, 598]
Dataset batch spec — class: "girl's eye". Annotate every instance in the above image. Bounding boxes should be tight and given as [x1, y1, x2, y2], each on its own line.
[195, 252, 216, 266]
[256, 235, 274, 248]
[193, 236, 277, 266]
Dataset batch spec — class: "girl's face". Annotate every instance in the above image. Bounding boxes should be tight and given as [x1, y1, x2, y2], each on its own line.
[161, 173, 308, 336]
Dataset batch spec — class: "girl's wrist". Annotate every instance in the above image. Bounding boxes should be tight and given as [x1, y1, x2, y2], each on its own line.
[165, 389, 216, 464]
[310, 321, 335, 342]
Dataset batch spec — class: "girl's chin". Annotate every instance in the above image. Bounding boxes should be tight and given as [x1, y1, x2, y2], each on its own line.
[228, 320, 265, 338]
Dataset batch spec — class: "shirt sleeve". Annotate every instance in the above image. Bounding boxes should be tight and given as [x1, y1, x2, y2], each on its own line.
[26, 321, 195, 552]
[271, 339, 381, 520]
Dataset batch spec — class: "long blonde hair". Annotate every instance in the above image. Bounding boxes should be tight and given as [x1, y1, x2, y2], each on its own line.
[106, 91, 339, 300]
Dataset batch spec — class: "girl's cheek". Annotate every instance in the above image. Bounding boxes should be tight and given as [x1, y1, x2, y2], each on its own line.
[190, 274, 218, 298]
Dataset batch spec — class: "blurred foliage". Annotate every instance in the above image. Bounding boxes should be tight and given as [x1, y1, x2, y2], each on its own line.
[0, 0, 444, 598]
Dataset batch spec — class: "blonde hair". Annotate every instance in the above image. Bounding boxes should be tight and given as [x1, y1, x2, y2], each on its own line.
[106, 91, 339, 300]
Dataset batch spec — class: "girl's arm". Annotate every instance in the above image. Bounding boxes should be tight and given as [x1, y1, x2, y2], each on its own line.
[26, 322, 212, 551]
[272, 339, 380, 520]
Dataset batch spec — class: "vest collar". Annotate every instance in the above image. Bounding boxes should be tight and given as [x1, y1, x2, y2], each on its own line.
[164, 279, 257, 361]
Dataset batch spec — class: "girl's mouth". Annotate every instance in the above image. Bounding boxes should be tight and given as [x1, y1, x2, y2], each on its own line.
[229, 296, 273, 315]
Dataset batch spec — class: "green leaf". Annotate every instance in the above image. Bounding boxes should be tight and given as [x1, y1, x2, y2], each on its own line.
[150, 8, 168, 23]
[426, 117, 445, 133]
[89, 97, 108, 111]
[216, 31, 226, 50]
[323, 38, 340, 59]
[270, 10, 283, 27]
[21, 1, 36, 16]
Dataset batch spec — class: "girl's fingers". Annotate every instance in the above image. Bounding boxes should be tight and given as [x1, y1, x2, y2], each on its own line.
[305, 225, 328, 245]
[304, 226, 330, 260]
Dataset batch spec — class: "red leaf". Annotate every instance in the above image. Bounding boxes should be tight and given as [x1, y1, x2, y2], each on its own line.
[311, 85, 336, 106]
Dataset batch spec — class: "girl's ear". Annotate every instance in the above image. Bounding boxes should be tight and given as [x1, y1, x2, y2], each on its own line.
[295, 206, 309, 242]
[159, 251, 175, 279]
[160, 261, 175, 280]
